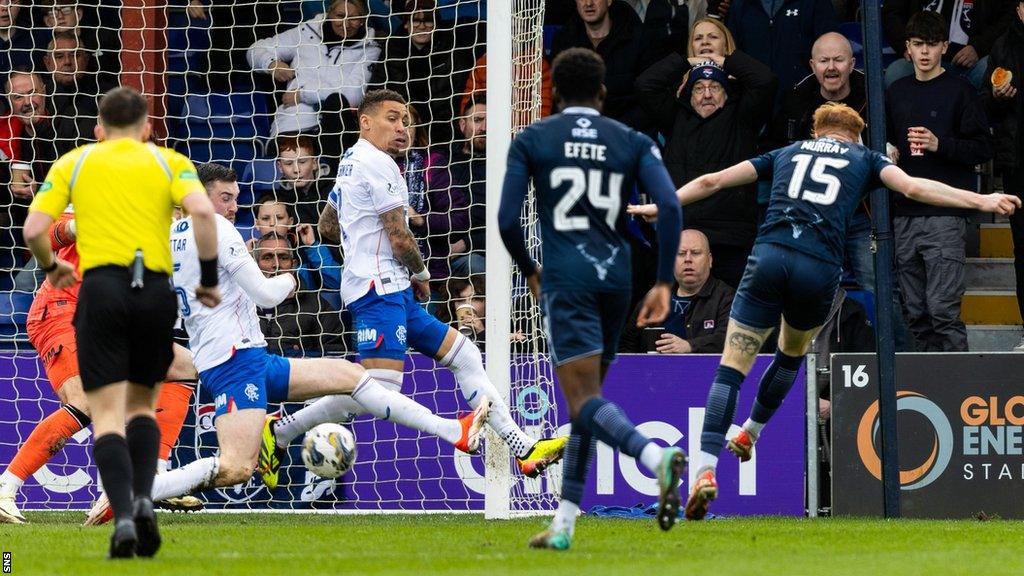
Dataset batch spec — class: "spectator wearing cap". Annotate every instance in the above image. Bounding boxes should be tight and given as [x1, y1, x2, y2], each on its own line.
[247, 0, 380, 136]
[637, 45, 776, 288]
[369, 0, 477, 145]
[550, 0, 671, 130]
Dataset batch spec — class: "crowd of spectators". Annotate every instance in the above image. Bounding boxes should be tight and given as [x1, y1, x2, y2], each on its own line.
[3, 0, 1024, 356]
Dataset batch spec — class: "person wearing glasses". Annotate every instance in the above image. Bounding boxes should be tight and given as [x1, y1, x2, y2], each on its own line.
[247, 0, 380, 138]
[636, 32, 776, 289]
[368, 0, 477, 144]
[35, 0, 121, 91]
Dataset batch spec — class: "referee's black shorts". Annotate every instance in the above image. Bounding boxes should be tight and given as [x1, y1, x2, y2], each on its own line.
[74, 265, 178, 391]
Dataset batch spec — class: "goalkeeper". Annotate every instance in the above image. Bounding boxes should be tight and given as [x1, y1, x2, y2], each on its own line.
[0, 210, 203, 526]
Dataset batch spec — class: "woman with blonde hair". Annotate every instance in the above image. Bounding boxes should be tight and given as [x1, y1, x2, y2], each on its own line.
[687, 17, 736, 59]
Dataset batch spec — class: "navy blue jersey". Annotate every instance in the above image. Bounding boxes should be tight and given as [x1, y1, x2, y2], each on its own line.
[500, 107, 678, 292]
[751, 137, 892, 266]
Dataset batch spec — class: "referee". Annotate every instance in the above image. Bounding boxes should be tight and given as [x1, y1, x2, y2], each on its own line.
[23, 87, 222, 559]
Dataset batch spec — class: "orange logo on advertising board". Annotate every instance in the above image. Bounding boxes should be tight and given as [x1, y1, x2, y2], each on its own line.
[856, 391, 954, 490]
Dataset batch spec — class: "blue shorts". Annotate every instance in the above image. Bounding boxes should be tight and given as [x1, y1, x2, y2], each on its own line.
[730, 243, 841, 331]
[541, 290, 630, 367]
[199, 347, 291, 418]
[348, 287, 449, 360]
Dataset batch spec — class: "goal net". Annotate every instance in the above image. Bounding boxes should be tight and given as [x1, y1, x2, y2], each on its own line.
[0, 0, 557, 516]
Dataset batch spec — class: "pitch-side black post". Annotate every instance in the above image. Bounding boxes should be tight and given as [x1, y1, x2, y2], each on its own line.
[862, 0, 901, 518]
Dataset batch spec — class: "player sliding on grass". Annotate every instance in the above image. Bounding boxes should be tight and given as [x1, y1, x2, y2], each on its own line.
[499, 48, 687, 550]
[628, 102, 1021, 520]
[0, 209, 202, 525]
[85, 163, 489, 524]
[257, 89, 566, 489]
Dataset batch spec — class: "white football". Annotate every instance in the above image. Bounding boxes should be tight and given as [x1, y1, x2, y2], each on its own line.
[301, 423, 357, 479]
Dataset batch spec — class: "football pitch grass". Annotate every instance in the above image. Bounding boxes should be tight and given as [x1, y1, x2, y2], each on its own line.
[2, 512, 1023, 575]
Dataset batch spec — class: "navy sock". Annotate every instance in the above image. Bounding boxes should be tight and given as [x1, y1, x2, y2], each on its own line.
[559, 420, 596, 506]
[700, 365, 745, 456]
[578, 397, 650, 459]
[93, 434, 134, 522]
[750, 351, 804, 425]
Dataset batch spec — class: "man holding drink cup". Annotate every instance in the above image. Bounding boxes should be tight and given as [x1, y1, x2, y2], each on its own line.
[885, 10, 993, 352]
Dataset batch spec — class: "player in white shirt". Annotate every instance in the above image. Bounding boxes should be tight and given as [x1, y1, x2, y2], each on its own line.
[258, 90, 567, 484]
[86, 163, 488, 521]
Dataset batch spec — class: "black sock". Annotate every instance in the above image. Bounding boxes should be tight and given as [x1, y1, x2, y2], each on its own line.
[93, 434, 134, 522]
[126, 416, 161, 501]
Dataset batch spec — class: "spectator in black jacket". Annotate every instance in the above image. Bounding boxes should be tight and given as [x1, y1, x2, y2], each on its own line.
[0, 0, 36, 83]
[883, 0, 1009, 89]
[636, 49, 776, 287]
[714, 0, 838, 103]
[550, 0, 668, 130]
[769, 32, 914, 351]
[368, 0, 477, 144]
[42, 32, 99, 157]
[982, 1, 1024, 350]
[886, 11, 992, 352]
[254, 233, 349, 356]
[36, 0, 120, 93]
[619, 230, 735, 353]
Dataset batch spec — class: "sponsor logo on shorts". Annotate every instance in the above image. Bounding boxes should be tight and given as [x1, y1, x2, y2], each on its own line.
[214, 393, 227, 410]
[244, 382, 259, 402]
[396, 326, 407, 346]
[704, 319, 715, 330]
[357, 328, 378, 344]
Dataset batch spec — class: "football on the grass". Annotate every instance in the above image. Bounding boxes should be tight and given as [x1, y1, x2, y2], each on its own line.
[301, 423, 357, 479]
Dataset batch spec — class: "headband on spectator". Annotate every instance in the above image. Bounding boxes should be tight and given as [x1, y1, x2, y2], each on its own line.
[680, 61, 729, 99]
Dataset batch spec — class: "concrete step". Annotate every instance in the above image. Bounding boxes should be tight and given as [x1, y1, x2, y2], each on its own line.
[962, 289, 1021, 325]
[966, 258, 1015, 290]
[980, 223, 1013, 258]
[968, 325, 1024, 351]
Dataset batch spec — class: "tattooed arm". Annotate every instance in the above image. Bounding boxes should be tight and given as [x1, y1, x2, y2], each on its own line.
[379, 205, 427, 275]
[318, 203, 341, 246]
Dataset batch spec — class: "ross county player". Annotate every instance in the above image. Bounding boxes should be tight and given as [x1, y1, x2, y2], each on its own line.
[629, 102, 1020, 520]
[499, 48, 688, 550]
[258, 89, 566, 483]
[85, 163, 487, 522]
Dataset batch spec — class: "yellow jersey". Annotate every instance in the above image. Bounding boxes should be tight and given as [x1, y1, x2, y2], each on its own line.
[30, 138, 205, 275]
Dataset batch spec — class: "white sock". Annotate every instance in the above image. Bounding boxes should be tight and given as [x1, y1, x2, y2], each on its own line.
[442, 334, 536, 457]
[639, 443, 664, 473]
[275, 395, 365, 448]
[351, 375, 462, 444]
[157, 459, 169, 474]
[0, 470, 23, 493]
[742, 419, 764, 440]
[699, 452, 719, 472]
[551, 500, 580, 535]
[151, 457, 219, 502]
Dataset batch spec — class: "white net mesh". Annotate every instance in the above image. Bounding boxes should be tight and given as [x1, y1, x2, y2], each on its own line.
[503, 0, 562, 516]
[0, 0, 554, 515]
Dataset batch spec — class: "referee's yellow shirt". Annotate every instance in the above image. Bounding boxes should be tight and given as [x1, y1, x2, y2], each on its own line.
[29, 138, 205, 275]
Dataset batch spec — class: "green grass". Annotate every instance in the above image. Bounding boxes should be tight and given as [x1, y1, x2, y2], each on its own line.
[2, 512, 1024, 575]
